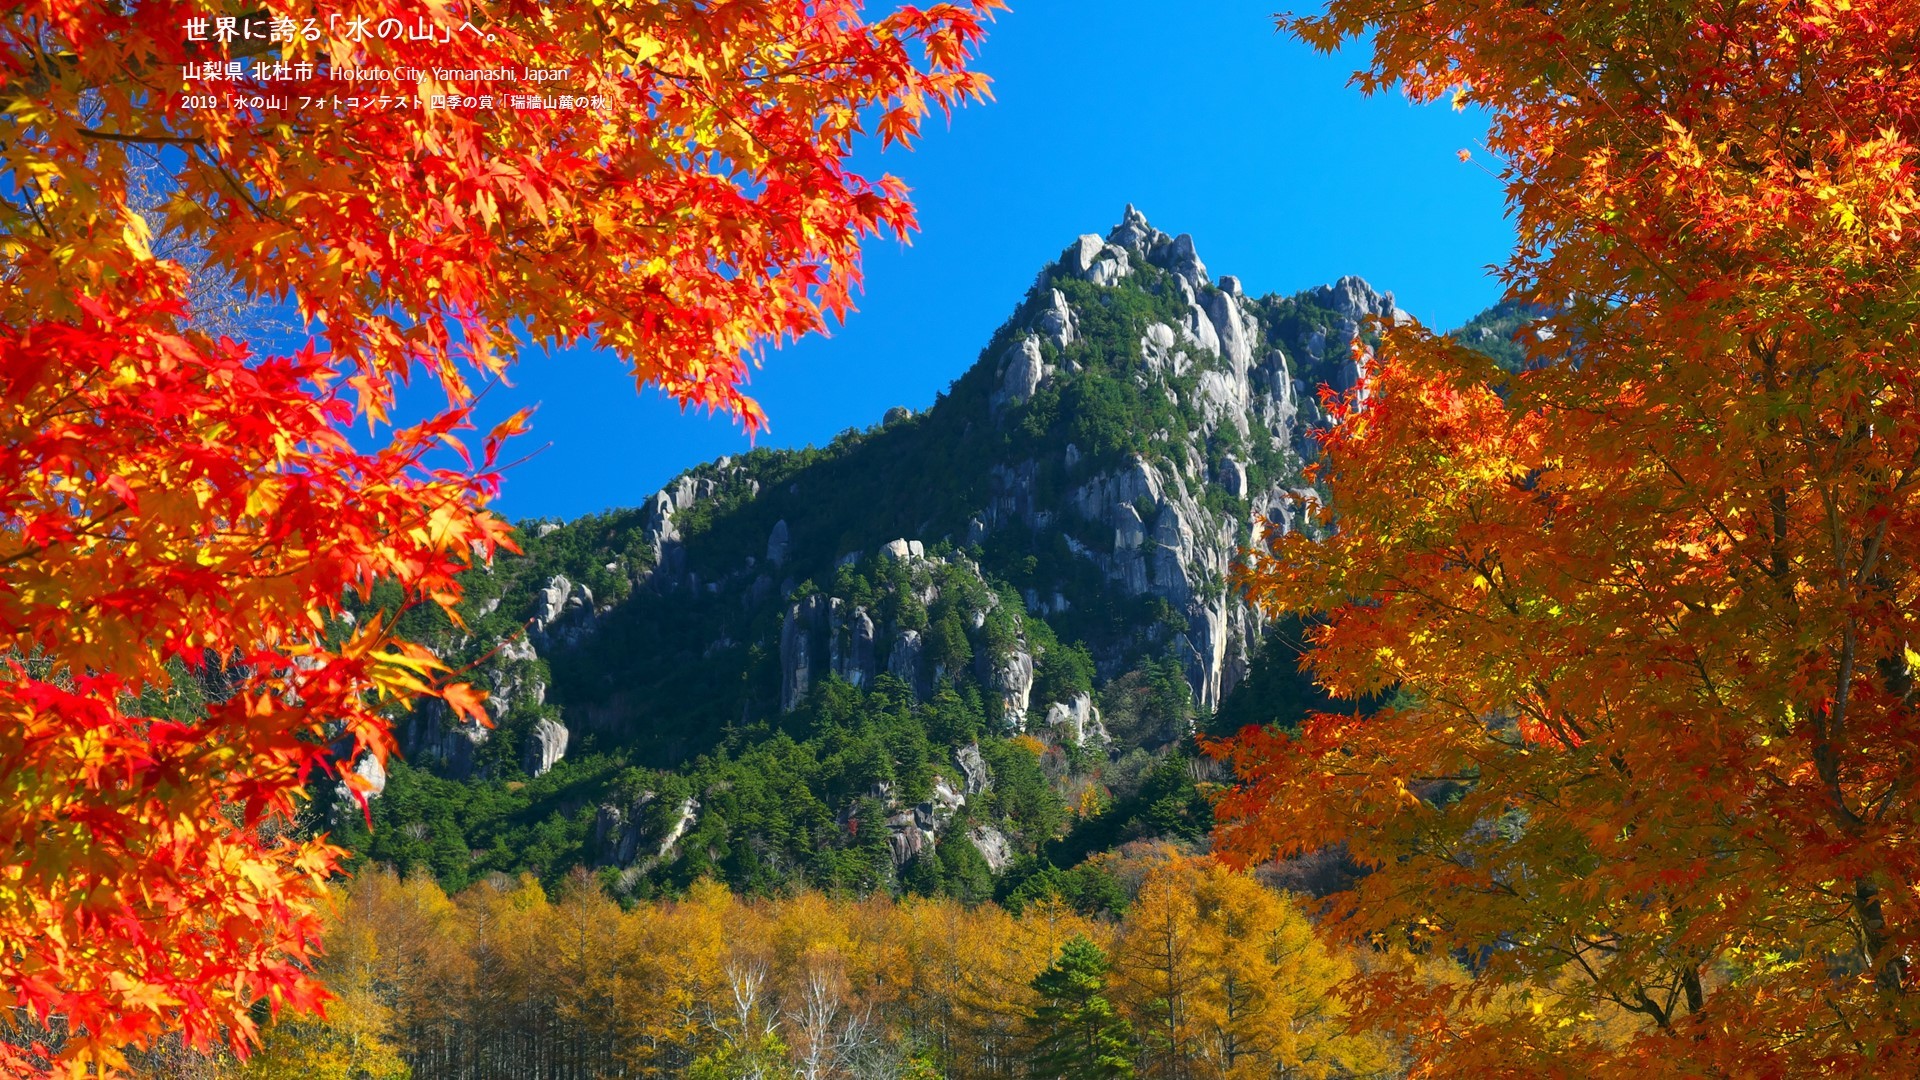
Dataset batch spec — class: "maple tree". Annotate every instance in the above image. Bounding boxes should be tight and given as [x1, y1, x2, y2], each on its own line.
[1212, 0, 1920, 1074]
[237, 885, 410, 1080]
[0, 0, 998, 1073]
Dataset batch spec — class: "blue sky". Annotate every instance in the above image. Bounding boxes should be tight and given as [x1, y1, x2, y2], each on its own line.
[471, 2, 1514, 522]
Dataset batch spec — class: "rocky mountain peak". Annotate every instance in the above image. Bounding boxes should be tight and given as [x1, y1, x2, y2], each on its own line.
[1308, 273, 1410, 327]
[1104, 204, 1208, 289]
[353, 207, 1532, 895]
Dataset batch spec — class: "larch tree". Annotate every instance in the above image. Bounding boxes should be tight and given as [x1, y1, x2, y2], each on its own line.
[1113, 852, 1202, 1078]
[1211, 0, 1920, 1075]
[1113, 853, 1385, 1080]
[236, 884, 411, 1080]
[0, 0, 999, 1074]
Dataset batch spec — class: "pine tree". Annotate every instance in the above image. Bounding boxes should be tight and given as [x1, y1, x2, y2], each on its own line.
[1027, 935, 1136, 1080]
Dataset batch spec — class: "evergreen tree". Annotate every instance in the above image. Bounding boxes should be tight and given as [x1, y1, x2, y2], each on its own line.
[1026, 934, 1136, 1079]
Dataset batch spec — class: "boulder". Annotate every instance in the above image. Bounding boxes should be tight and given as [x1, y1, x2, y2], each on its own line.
[1068, 234, 1105, 274]
[1067, 234, 1132, 287]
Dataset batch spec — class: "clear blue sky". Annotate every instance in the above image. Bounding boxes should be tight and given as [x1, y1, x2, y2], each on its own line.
[470, 2, 1514, 522]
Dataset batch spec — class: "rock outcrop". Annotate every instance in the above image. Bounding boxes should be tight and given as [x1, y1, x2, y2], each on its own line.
[881, 776, 968, 867]
[1036, 288, 1077, 348]
[402, 703, 491, 779]
[955, 743, 993, 795]
[780, 549, 1010, 712]
[524, 717, 569, 778]
[991, 336, 1051, 414]
[592, 793, 701, 868]
[531, 574, 595, 647]
[951, 206, 1389, 711]
[995, 648, 1035, 728]
[780, 594, 826, 712]
[968, 825, 1014, 873]
[1067, 233, 1132, 287]
[331, 752, 388, 814]
[1044, 693, 1109, 746]
[766, 519, 791, 566]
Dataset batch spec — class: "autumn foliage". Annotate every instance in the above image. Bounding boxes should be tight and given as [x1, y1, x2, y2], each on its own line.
[0, 0, 996, 1073]
[219, 851, 1380, 1080]
[1214, 0, 1920, 1074]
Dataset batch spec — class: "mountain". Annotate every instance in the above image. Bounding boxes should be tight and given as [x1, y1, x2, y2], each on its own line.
[328, 207, 1514, 905]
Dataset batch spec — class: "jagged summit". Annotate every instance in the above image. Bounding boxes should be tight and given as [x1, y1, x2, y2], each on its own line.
[1098, 203, 1406, 321]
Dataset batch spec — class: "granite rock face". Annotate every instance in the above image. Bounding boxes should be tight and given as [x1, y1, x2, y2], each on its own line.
[1067, 233, 1133, 287]
[991, 335, 1052, 414]
[524, 717, 569, 778]
[1035, 287, 1078, 349]
[969, 825, 1014, 873]
[401, 700, 491, 779]
[946, 206, 1393, 713]
[995, 648, 1036, 728]
[1044, 693, 1110, 746]
[780, 594, 827, 712]
[955, 743, 993, 795]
